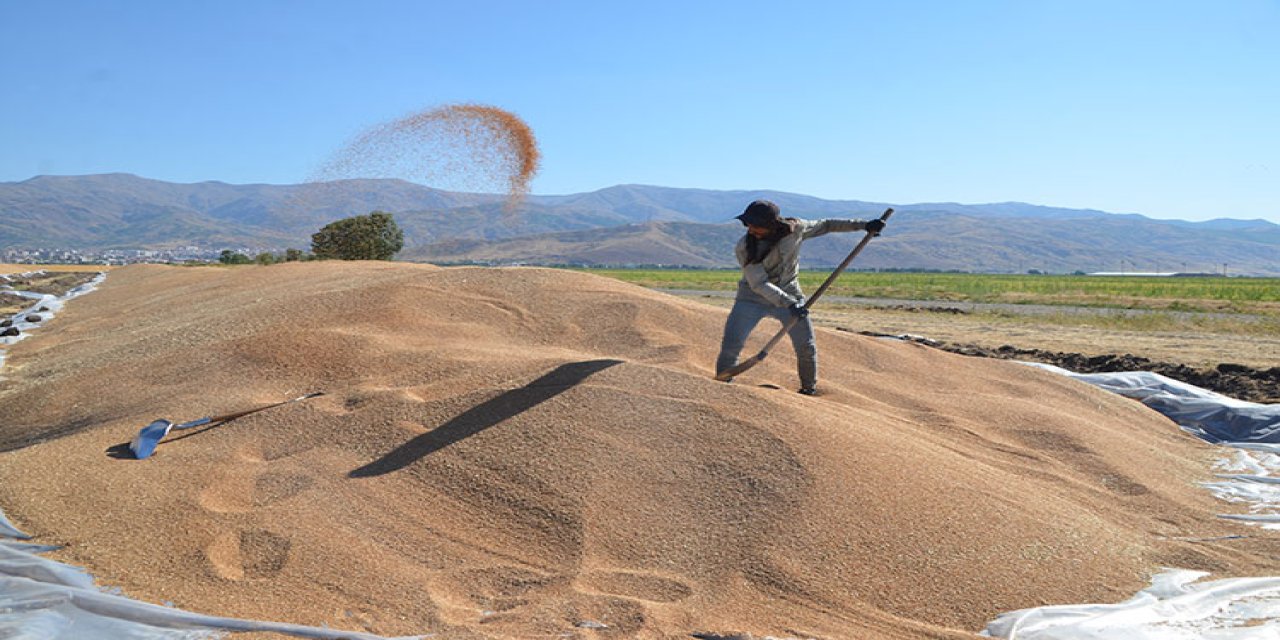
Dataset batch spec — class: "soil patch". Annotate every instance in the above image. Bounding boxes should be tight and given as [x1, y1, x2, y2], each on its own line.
[861, 331, 1280, 404]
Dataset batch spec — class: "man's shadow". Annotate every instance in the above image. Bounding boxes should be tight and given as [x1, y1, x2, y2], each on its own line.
[348, 359, 622, 478]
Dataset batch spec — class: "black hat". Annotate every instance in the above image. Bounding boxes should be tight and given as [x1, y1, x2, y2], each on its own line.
[736, 199, 781, 227]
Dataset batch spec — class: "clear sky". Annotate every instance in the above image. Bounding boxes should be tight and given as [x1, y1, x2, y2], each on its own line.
[2, 1, 1277, 221]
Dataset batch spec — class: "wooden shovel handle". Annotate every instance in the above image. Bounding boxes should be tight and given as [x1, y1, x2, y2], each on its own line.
[204, 392, 325, 424]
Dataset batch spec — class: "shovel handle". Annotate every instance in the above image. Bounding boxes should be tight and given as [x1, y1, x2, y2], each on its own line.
[803, 208, 893, 309]
[196, 392, 325, 426]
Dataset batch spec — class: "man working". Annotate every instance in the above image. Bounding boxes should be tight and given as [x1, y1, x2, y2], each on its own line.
[715, 199, 885, 395]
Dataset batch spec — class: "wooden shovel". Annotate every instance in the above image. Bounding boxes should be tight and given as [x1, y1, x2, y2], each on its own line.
[129, 392, 325, 459]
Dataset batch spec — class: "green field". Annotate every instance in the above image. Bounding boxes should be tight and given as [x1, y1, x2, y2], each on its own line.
[576, 269, 1280, 315]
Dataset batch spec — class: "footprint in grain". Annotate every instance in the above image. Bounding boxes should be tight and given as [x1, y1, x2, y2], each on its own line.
[207, 529, 292, 580]
[579, 571, 693, 603]
[197, 467, 258, 513]
[198, 443, 312, 513]
[253, 471, 314, 507]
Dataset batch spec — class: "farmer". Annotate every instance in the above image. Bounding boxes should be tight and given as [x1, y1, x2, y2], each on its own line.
[715, 199, 885, 395]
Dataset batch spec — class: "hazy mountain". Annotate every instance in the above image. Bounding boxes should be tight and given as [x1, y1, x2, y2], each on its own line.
[2, 173, 1277, 274]
[414, 221, 735, 268]
[407, 213, 1280, 275]
[0, 174, 641, 249]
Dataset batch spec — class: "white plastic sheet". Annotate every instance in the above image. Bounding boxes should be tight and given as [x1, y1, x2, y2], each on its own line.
[982, 569, 1280, 639]
[1026, 364, 1280, 444]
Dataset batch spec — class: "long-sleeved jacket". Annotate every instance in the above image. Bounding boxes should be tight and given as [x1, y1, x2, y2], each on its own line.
[734, 217, 872, 307]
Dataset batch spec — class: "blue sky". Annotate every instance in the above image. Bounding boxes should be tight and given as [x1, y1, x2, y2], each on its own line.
[2, 1, 1277, 222]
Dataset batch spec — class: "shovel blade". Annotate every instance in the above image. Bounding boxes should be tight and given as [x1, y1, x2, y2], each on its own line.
[129, 419, 174, 459]
[716, 353, 766, 381]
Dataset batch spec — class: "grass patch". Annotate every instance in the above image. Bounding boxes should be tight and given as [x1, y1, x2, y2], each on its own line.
[577, 268, 1280, 316]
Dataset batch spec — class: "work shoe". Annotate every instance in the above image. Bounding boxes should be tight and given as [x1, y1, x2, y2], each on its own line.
[798, 387, 816, 396]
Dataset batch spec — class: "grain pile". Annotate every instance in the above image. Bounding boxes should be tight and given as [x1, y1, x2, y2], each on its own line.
[0, 262, 1272, 639]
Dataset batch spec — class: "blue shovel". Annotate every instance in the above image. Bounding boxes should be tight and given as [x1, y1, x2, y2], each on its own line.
[129, 392, 324, 459]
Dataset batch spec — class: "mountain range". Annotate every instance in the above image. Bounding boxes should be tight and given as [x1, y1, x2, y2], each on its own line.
[2, 173, 1278, 275]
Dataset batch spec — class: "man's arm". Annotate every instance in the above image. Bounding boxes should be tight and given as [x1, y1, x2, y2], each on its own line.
[800, 218, 876, 240]
[742, 263, 799, 307]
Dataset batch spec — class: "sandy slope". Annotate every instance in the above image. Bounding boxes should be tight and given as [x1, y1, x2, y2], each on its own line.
[0, 262, 1273, 639]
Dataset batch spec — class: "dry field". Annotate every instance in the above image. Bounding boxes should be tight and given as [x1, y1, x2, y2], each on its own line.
[673, 294, 1280, 403]
[825, 302, 1278, 371]
[588, 269, 1279, 370]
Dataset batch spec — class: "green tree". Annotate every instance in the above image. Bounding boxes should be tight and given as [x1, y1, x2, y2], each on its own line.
[254, 252, 279, 265]
[310, 211, 404, 261]
[284, 248, 306, 262]
[219, 250, 252, 265]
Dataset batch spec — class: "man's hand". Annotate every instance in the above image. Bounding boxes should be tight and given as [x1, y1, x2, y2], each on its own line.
[864, 219, 886, 234]
[788, 302, 809, 319]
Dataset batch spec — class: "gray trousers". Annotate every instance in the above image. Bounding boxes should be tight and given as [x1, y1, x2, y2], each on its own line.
[715, 298, 817, 389]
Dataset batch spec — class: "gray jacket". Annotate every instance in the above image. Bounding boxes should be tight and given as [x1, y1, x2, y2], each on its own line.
[735, 218, 871, 307]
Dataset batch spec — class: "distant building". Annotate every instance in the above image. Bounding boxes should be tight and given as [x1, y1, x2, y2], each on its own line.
[1086, 272, 1222, 277]
[1086, 272, 1179, 277]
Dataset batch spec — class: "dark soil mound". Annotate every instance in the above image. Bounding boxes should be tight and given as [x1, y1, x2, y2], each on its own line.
[864, 332, 1280, 404]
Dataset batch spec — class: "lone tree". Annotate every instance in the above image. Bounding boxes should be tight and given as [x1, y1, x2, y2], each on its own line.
[310, 211, 404, 261]
[219, 249, 252, 265]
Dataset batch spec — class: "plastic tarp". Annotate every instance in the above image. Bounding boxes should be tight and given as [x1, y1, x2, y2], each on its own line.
[982, 568, 1280, 639]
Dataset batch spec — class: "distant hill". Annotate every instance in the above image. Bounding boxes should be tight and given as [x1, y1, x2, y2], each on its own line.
[407, 214, 1280, 275]
[2, 173, 1277, 274]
